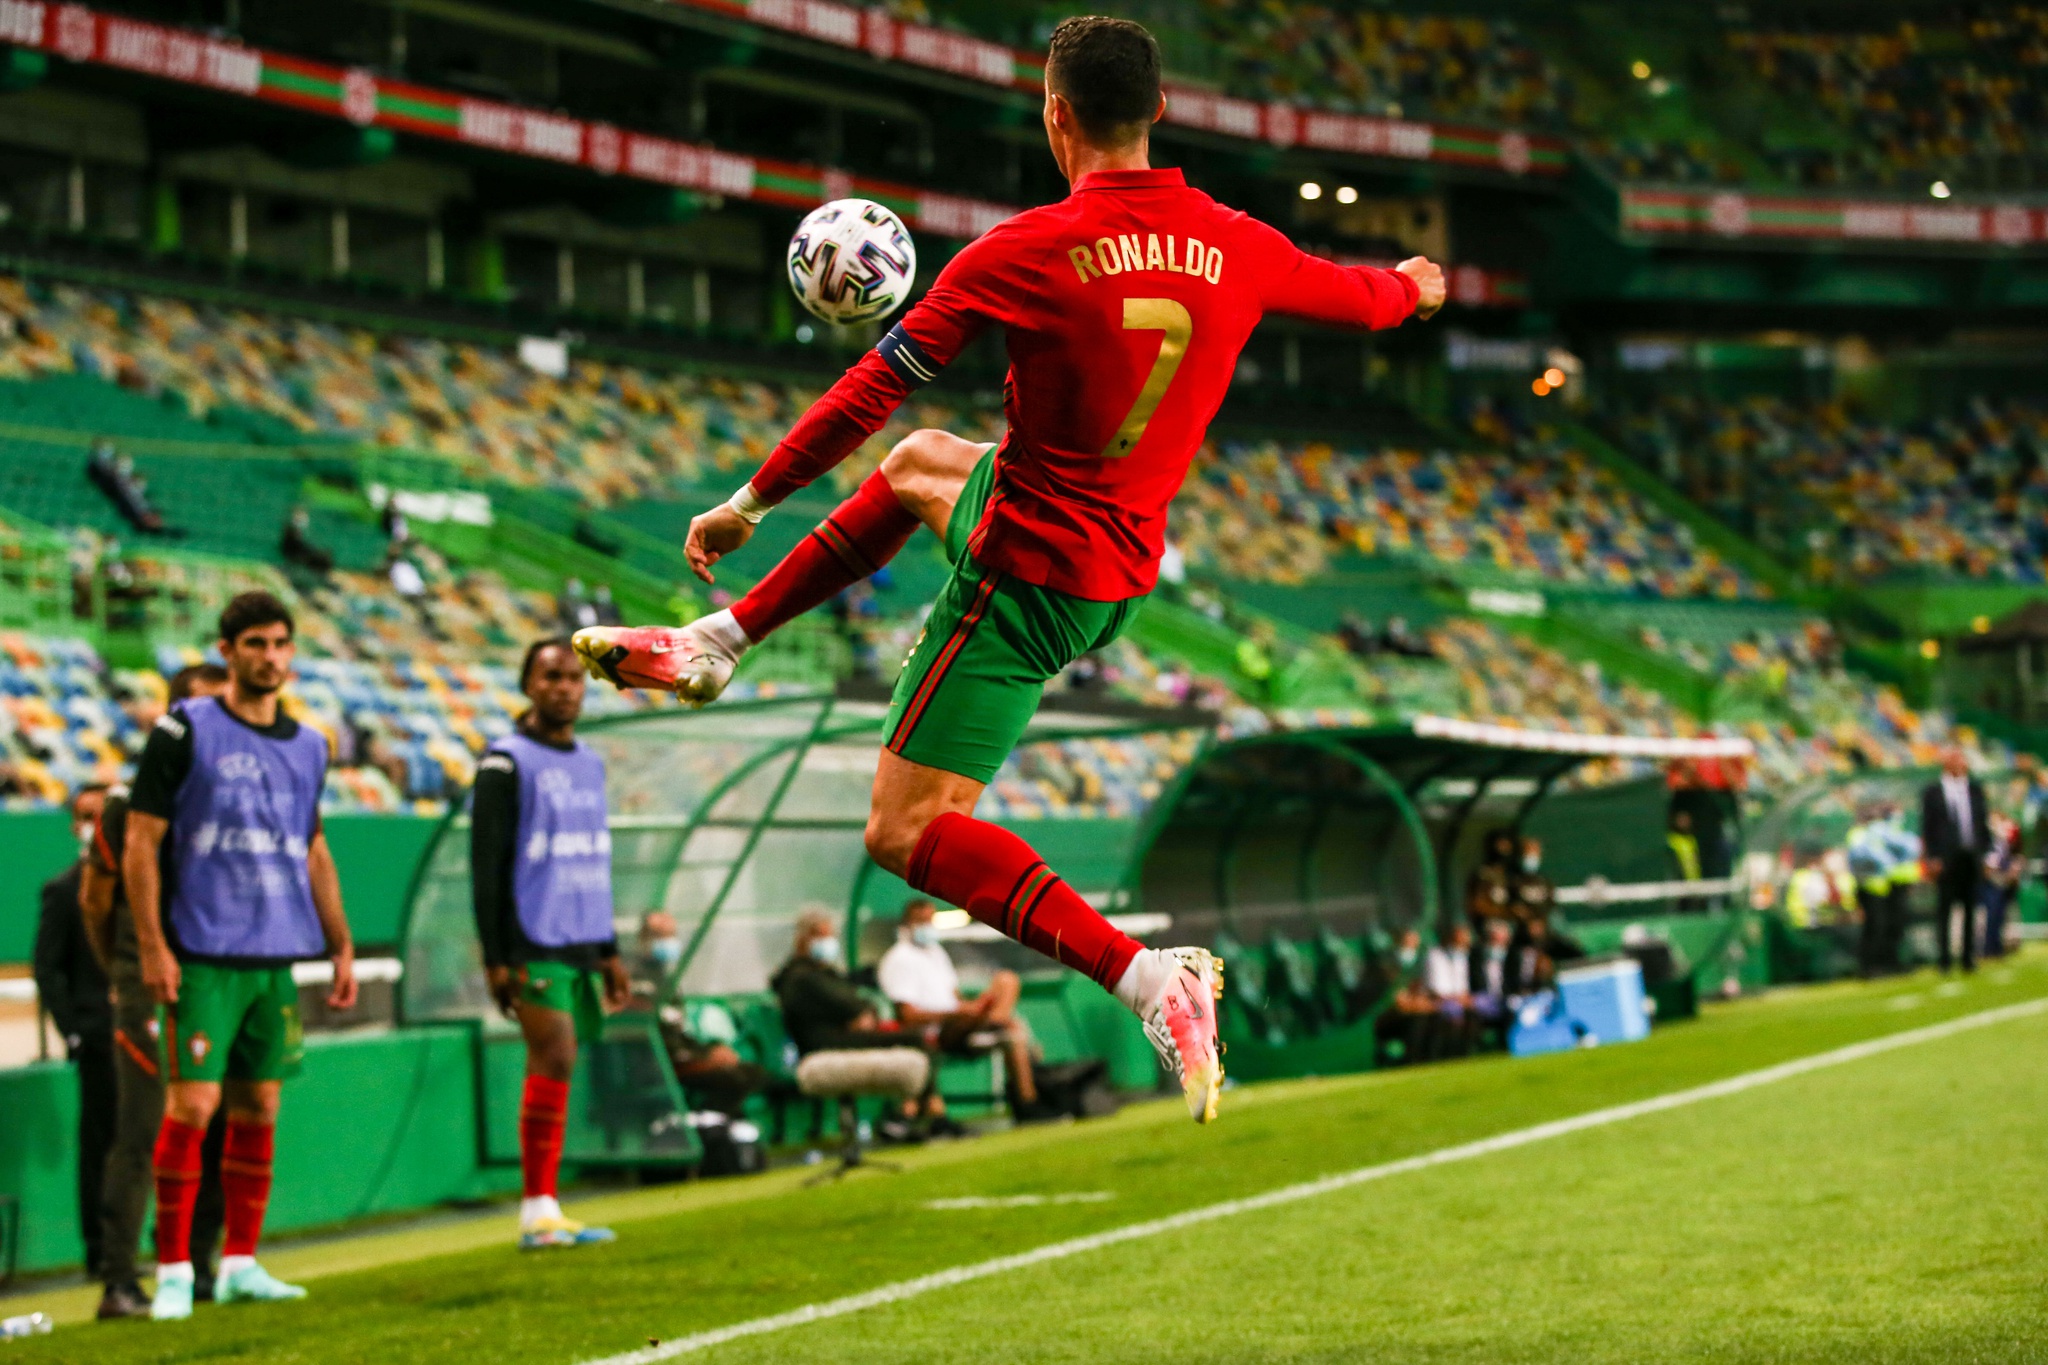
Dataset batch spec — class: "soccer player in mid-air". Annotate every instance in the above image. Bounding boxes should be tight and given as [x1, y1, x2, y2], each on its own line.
[576, 14, 1444, 1124]
[471, 639, 630, 1249]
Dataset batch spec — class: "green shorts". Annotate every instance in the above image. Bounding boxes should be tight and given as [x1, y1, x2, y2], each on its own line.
[163, 962, 303, 1084]
[883, 444, 1141, 785]
[519, 960, 608, 1043]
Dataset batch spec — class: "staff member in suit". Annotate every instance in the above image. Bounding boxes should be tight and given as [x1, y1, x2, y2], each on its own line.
[1920, 747, 1991, 974]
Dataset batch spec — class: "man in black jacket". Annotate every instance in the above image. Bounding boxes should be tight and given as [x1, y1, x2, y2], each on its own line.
[1921, 747, 1991, 973]
[769, 908, 942, 1139]
[32, 783, 112, 1283]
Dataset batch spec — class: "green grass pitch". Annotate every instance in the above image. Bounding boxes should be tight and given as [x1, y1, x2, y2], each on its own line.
[21, 953, 2048, 1364]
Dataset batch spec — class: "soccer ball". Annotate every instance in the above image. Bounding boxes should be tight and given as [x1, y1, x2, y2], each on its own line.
[786, 199, 917, 326]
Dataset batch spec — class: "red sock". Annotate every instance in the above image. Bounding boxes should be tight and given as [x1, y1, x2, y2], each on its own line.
[520, 1075, 571, 1200]
[730, 470, 919, 640]
[908, 812, 1141, 990]
[220, 1120, 275, 1258]
[151, 1118, 206, 1265]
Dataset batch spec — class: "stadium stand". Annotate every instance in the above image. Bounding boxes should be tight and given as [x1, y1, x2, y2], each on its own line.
[1614, 395, 2048, 584]
[0, 275, 1005, 507]
[1192, 4, 1572, 128]
[1174, 433, 1759, 597]
[1727, 9, 2048, 193]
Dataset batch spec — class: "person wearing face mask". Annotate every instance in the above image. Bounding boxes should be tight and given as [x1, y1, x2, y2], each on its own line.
[471, 638, 628, 1252]
[32, 782, 113, 1289]
[1509, 837, 1554, 925]
[1372, 928, 1441, 1066]
[877, 898, 1041, 1119]
[771, 906, 936, 1141]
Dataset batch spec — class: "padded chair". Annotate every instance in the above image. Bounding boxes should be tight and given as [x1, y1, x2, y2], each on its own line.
[1266, 933, 1325, 1036]
[793, 1048, 931, 1183]
[1213, 931, 1287, 1047]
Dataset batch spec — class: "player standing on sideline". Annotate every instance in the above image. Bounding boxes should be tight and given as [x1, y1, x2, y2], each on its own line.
[124, 594, 357, 1320]
[576, 15, 1445, 1124]
[471, 639, 628, 1250]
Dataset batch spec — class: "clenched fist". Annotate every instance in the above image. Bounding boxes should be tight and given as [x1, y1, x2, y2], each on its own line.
[1396, 256, 1446, 319]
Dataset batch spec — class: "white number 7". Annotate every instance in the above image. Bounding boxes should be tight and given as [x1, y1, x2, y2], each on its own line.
[1100, 298, 1192, 458]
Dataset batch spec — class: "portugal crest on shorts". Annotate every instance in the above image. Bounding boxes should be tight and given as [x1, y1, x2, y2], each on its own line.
[188, 1031, 211, 1065]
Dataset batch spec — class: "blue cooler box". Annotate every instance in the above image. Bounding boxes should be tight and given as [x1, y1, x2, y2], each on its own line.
[1556, 957, 1651, 1046]
[1507, 957, 1652, 1057]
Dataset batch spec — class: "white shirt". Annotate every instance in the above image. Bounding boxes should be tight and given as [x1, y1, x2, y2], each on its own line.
[1942, 773, 1974, 847]
[876, 937, 961, 1015]
[1425, 946, 1470, 999]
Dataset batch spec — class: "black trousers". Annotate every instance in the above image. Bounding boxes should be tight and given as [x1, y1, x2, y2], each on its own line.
[74, 1038, 117, 1279]
[99, 984, 226, 1287]
[1859, 886, 1903, 976]
[1933, 863, 1981, 972]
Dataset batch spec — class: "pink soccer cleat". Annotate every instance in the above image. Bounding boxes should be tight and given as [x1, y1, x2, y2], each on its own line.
[571, 622, 740, 708]
[1138, 947, 1225, 1123]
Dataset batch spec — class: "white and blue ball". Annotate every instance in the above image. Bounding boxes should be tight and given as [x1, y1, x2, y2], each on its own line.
[786, 198, 917, 326]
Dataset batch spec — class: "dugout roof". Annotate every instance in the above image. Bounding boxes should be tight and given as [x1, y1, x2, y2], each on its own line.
[1128, 718, 1755, 947]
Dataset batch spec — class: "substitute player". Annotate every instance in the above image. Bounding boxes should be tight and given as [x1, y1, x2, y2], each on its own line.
[576, 15, 1445, 1124]
[126, 594, 357, 1320]
[471, 639, 628, 1250]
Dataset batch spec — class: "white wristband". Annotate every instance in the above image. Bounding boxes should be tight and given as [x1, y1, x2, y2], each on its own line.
[728, 482, 773, 524]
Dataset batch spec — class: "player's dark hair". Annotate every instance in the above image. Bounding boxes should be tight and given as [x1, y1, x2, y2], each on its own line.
[218, 591, 294, 646]
[168, 662, 229, 702]
[520, 637, 575, 690]
[1046, 16, 1161, 145]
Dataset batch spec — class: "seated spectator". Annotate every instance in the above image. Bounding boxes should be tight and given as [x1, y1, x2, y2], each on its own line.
[1372, 929, 1439, 1066]
[1335, 611, 1378, 659]
[876, 899, 1044, 1119]
[558, 579, 597, 634]
[637, 910, 684, 986]
[1424, 925, 1477, 1056]
[85, 441, 168, 534]
[279, 506, 334, 581]
[1511, 914, 1584, 995]
[591, 585, 623, 627]
[1469, 919, 1518, 1034]
[769, 907, 948, 1141]
[1510, 837, 1556, 924]
[1466, 829, 1517, 929]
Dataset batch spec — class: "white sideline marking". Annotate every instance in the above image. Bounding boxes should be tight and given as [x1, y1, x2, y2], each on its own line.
[921, 1193, 1115, 1210]
[581, 997, 2048, 1365]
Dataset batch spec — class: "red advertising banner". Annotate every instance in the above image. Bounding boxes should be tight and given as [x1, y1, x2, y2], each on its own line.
[660, 0, 1568, 176]
[1622, 187, 2048, 247]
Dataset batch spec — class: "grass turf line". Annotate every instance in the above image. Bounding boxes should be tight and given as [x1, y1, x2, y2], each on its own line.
[25, 953, 2048, 1365]
[586, 995, 2048, 1364]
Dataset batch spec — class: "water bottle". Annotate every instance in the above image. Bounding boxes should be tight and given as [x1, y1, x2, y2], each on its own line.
[0, 1312, 51, 1338]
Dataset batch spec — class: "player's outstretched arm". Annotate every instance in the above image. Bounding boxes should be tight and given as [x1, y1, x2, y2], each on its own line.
[1250, 218, 1442, 330]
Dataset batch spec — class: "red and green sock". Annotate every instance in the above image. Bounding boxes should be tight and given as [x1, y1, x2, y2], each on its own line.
[520, 1074, 570, 1202]
[220, 1119, 275, 1259]
[730, 469, 920, 641]
[151, 1117, 206, 1267]
[908, 811, 1142, 991]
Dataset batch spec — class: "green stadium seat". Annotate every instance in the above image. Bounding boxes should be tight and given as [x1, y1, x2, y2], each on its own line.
[1213, 930, 1287, 1047]
[1265, 933, 1326, 1036]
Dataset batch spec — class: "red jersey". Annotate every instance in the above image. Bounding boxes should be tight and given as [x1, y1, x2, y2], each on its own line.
[751, 167, 1419, 600]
